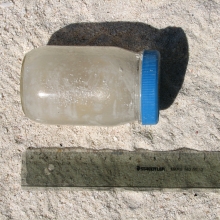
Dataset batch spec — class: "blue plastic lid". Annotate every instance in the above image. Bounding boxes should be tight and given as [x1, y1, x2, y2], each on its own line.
[141, 50, 160, 125]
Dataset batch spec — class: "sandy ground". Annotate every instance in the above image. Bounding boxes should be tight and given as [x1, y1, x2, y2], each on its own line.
[1, 0, 220, 219]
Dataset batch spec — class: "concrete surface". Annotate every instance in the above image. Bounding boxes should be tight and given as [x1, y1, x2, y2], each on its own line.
[0, 0, 220, 219]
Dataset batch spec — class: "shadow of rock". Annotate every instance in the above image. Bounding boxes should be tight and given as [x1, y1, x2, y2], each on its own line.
[48, 22, 189, 110]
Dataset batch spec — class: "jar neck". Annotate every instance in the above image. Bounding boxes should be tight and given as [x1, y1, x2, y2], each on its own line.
[134, 51, 143, 123]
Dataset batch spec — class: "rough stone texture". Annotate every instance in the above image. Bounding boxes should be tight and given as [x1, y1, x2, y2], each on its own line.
[0, 0, 220, 219]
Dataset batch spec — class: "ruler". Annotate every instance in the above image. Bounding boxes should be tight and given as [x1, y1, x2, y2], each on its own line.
[22, 148, 220, 188]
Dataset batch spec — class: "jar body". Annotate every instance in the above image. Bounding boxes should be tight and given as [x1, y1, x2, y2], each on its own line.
[21, 46, 140, 126]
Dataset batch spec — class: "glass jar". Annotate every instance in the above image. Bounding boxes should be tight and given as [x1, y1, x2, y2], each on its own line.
[20, 46, 159, 126]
